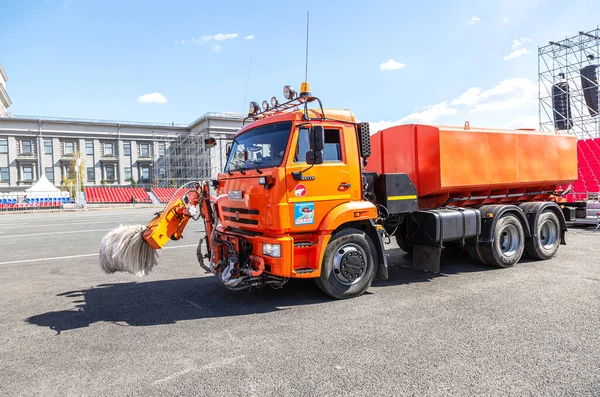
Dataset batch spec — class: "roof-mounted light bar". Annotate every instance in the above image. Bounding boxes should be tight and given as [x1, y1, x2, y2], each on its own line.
[245, 83, 325, 124]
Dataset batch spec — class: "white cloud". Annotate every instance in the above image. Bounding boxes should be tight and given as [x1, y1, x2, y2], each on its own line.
[504, 48, 529, 61]
[137, 92, 168, 104]
[201, 33, 239, 42]
[511, 37, 531, 50]
[470, 78, 538, 112]
[503, 38, 532, 61]
[502, 17, 509, 23]
[244, 35, 255, 40]
[380, 59, 406, 71]
[451, 87, 483, 106]
[467, 17, 481, 26]
[212, 45, 222, 52]
[503, 115, 539, 129]
[369, 78, 539, 132]
[370, 102, 458, 132]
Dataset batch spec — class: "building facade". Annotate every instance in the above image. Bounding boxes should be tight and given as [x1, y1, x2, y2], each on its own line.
[0, 114, 243, 192]
[0, 63, 245, 193]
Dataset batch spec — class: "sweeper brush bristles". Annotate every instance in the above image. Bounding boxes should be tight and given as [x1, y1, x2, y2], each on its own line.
[99, 224, 158, 276]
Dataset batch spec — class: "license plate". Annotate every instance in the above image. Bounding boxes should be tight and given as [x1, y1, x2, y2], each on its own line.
[228, 191, 243, 201]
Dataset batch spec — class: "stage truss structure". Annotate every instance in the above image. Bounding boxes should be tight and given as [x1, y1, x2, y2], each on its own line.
[538, 28, 600, 139]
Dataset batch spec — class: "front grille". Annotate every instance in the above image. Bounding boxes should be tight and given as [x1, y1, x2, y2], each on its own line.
[227, 227, 263, 236]
[222, 207, 259, 215]
[225, 216, 258, 225]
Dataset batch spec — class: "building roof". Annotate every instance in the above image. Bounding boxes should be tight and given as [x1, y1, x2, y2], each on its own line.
[0, 63, 7, 83]
[0, 83, 11, 109]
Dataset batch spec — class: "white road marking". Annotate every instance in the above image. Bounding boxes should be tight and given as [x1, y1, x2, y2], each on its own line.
[0, 244, 198, 265]
[152, 356, 245, 385]
[0, 224, 30, 228]
[0, 228, 113, 238]
[0, 253, 98, 265]
[0, 220, 142, 229]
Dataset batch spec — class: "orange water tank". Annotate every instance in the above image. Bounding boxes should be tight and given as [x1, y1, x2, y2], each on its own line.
[366, 124, 578, 209]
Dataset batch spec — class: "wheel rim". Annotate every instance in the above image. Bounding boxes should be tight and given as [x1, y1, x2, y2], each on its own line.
[333, 243, 367, 285]
[499, 224, 520, 257]
[540, 218, 558, 249]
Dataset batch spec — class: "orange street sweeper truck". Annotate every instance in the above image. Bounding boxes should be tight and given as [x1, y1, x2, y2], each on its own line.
[99, 83, 578, 299]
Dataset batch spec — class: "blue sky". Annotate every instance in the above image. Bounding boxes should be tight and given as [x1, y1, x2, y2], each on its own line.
[1, 0, 600, 129]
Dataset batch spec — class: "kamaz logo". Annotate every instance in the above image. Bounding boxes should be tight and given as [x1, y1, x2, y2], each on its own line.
[228, 191, 243, 201]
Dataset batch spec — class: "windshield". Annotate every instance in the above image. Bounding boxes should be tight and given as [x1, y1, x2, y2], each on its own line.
[225, 121, 292, 172]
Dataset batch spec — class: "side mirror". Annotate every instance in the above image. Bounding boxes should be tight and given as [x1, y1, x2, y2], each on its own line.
[225, 142, 232, 157]
[309, 126, 324, 151]
[204, 137, 217, 149]
[305, 150, 323, 165]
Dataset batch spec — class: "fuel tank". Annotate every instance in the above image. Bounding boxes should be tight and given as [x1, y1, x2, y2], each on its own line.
[366, 123, 578, 209]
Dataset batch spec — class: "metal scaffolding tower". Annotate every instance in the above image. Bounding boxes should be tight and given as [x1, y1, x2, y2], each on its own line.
[539, 28, 600, 139]
[152, 113, 243, 187]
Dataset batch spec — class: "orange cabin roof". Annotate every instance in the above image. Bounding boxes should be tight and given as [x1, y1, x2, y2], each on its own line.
[237, 108, 356, 135]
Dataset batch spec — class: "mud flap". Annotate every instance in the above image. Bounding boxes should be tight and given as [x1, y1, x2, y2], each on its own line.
[412, 243, 442, 273]
[375, 228, 389, 280]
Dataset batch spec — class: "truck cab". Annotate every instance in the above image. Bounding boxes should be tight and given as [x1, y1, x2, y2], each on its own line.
[206, 87, 386, 299]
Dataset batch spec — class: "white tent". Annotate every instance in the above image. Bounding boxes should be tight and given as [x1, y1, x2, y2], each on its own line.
[25, 175, 61, 196]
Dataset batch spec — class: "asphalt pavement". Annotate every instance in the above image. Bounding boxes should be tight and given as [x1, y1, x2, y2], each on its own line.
[0, 208, 599, 396]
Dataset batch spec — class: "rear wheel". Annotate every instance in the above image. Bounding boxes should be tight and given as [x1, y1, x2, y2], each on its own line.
[479, 214, 525, 268]
[395, 220, 413, 254]
[525, 211, 560, 260]
[316, 227, 377, 300]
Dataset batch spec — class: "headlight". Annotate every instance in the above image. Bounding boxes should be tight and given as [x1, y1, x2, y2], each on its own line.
[262, 243, 281, 258]
[271, 96, 279, 107]
[261, 100, 269, 111]
[283, 85, 296, 100]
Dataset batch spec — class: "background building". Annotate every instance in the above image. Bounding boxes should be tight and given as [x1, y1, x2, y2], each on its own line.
[0, 64, 244, 193]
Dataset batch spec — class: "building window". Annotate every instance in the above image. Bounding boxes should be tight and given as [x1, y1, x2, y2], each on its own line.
[45, 167, 54, 182]
[141, 166, 150, 180]
[86, 141, 94, 155]
[0, 167, 8, 181]
[23, 166, 34, 181]
[64, 166, 73, 180]
[65, 141, 74, 155]
[124, 167, 132, 181]
[159, 168, 166, 178]
[140, 143, 150, 157]
[22, 140, 33, 154]
[87, 167, 95, 182]
[0, 138, 7, 154]
[104, 143, 114, 156]
[158, 143, 165, 156]
[44, 139, 53, 155]
[123, 142, 131, 156]
[105, 165, 115, 181]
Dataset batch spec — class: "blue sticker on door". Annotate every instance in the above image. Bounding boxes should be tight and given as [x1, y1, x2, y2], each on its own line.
[294, 202, 315, 225]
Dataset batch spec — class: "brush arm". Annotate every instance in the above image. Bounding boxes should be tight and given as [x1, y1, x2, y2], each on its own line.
[143, 199, 192, 249]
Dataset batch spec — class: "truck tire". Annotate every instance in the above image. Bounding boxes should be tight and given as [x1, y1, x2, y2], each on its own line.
[524, 210, 560, 260]
[466, 241, 486, 264]
[395, 220, 413, 254]
[395, 231, 413, 254]
[315, 227, 377, 300]
[478, 214, 525, 268]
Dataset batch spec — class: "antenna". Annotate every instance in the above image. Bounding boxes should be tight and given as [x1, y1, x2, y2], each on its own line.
[300, 10, 311, 97]
[242, 55, 252, 114]
[304, 10, 310, 83]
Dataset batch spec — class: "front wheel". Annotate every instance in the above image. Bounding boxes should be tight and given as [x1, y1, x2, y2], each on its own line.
[315, 227, 377, 300]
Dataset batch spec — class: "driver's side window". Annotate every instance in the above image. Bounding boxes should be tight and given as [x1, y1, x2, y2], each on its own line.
[293, 128, 342, 163]
[293, 129, 311, 163]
